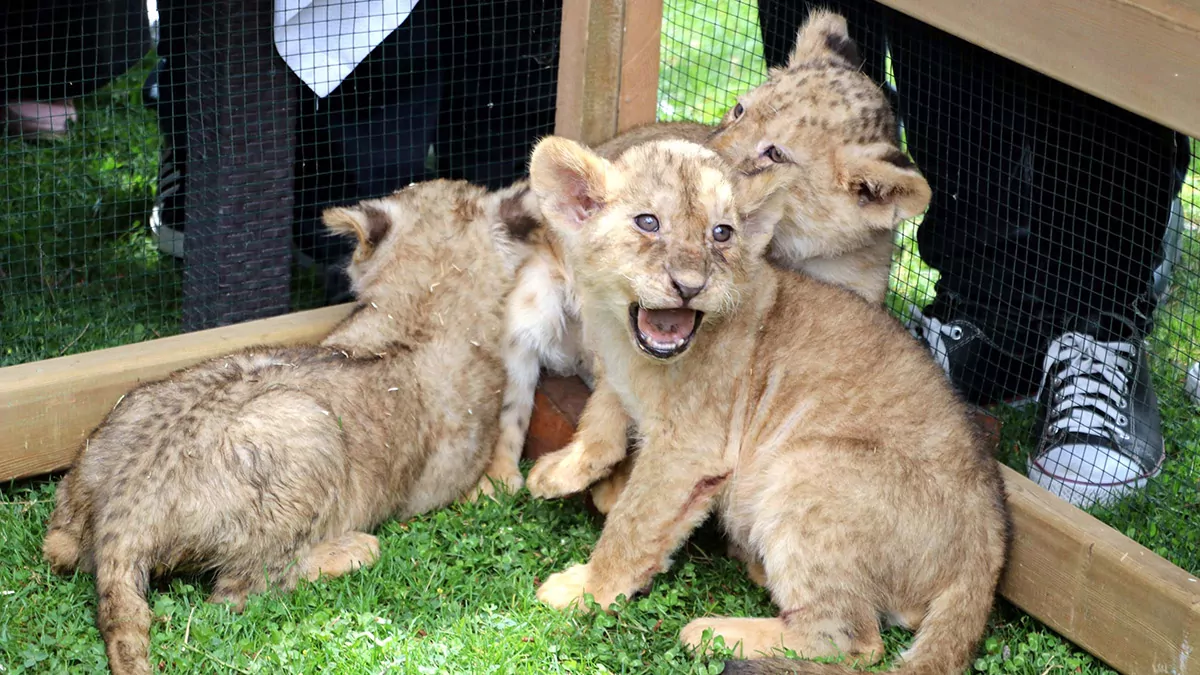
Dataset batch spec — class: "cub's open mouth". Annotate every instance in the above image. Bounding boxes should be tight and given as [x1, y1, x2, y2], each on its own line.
[629, 304, 703, 359]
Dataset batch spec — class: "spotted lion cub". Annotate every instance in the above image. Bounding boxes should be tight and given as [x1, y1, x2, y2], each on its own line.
[527, 136, 1009, 673]
[42, 180, 531, 675]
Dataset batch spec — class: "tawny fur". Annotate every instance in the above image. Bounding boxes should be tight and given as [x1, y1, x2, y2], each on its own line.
[488, 11, 931, 500]
[41, 179, 532, 675]
[526, 136, 1009, 675]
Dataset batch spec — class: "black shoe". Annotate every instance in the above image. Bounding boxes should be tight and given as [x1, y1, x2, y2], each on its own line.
[905, 304, 1040, 405]
[1028, 317, 1164, 508]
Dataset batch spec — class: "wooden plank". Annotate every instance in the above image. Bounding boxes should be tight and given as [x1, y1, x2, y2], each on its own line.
[999, 464, 1200, 675]
[554, 0, 625, 145]
[875, 0, 1200, 139]
[616, 0, 663, 133]
[0, 303, 355, 482]
[528, 376, 1200, 675]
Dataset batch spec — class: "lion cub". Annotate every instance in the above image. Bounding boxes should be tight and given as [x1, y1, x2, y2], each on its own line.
[598, 10, 931, 305]
[526, 136, 1009, 673]
[42, 180, 531, 675]
[486, 11, 931, 499]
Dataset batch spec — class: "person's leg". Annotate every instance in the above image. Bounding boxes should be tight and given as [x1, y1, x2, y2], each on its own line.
[434, 0, 562, 190]
[2, 0, 150, 137]
[291, 0, 444, 301]
[888, 13, 1187, 506]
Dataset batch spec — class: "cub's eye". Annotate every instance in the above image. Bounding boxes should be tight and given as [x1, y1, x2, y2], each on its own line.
[732, 102, 745, 119]
[712, 224, 733, 243]
[633, 213, 660, 233]
[764, 145, 787, 163]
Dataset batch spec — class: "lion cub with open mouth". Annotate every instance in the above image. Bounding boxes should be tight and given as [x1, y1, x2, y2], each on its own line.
[527, 137, 1009, 673]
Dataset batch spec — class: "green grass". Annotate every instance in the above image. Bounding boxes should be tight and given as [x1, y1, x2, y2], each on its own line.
[0, 53, 325, 368]
[0, 475, 1117, 674]
[0, 2, 1198, 673]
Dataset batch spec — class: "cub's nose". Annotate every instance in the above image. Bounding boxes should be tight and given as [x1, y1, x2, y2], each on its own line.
[671, 276, 706, 301]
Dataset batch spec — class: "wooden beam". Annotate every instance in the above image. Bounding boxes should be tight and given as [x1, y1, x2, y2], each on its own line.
[0, 303, 355, 483]
[999, 464, 1200, 675]
[616, 0, 664, 134]
[875, 0, 1200, 139]
[554, 0, 625, 145]
[527, 376, 1200, 675]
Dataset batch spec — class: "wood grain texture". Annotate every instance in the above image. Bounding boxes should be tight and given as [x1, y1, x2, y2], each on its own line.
[616, 0, 664, 134]
[0, 303, 355, 482]
[554, 0, 625, 145]
[527, 376, 1200, 675]
[876, 0, 1200, 138]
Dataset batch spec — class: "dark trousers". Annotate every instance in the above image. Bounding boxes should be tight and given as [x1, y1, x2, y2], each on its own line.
[154, 0, 561, 293]
[1, 0, 150, 103]
[758, 0, 1190, 400]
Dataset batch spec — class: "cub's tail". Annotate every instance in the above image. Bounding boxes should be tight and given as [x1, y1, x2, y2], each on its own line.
[719, 579, 994, 675]
[94, 534, 153, 675]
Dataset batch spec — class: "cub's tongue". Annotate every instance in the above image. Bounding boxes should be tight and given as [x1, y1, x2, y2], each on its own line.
[636, 307, 698, 346]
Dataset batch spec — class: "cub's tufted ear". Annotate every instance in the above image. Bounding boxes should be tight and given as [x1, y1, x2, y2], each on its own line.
[529, 136, 614, 233]
[788, 9, 863, 70]
[835, 143, 932, 228]
[323, 203, 391, 258]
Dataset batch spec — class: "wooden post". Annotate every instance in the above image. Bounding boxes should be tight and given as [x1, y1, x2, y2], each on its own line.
[554, 0, 664, 145]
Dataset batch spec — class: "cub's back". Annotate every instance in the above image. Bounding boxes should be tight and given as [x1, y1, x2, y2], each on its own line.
[754, 269, 989, 467]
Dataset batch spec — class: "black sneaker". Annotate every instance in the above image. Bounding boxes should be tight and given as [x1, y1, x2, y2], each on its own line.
[1028, 323, 1164, 508]
[905, 304, 1040, 405]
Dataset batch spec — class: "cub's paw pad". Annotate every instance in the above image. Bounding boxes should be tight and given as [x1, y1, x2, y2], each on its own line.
[536, 563, 598, 611]
[527, 441, 607, 499]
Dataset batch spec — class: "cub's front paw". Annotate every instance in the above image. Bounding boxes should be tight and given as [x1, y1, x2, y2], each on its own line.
[527, 440, 610, 499]
[536, 563, 609, 611]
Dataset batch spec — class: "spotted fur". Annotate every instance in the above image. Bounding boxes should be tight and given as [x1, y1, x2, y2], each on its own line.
[43, 179, 533, 675]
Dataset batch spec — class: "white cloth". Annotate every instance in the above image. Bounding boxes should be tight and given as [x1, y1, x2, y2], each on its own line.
[274, 0, 419, 98]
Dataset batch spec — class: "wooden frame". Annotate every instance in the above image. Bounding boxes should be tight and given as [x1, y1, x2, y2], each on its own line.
[0, 304, 354, 482]
[3, 1, 1199, 674]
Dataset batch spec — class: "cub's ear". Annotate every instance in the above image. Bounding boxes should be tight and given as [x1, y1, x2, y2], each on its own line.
[734, 170, 791, 257]
[529, 136, 613, 232]
[788, 9, 862, 70]
[322, 203, 392, 259]
[835, 143, 932, 226]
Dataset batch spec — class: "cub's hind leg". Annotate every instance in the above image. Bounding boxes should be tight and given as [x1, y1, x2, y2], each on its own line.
[44, 471, 93, 574]
[301, 531, 381, 581]
[681, 596, 883, 664]
[207, 531, 381, 611]
[469, 336, 540, 500]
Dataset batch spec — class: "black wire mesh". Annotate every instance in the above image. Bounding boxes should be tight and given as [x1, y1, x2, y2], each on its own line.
[661, 0, 1199, 573]
[1, 0, 561, 361]
[2, 0, 1197, 575]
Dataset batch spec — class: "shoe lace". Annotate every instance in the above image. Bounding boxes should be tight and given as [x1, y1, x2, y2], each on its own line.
[906, 305, 961, 376]
[1039, 332, 1135, 443]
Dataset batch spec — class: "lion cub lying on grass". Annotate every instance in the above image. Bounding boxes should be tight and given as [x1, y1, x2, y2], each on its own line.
[527, 136, 1010, 673]
[41, 180, 532, 675]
